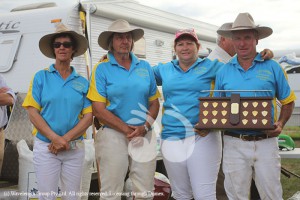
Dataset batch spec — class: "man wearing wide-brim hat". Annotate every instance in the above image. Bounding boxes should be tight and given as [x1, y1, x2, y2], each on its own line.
[87, 19, 160, 199]
[214, 12, 296, 200]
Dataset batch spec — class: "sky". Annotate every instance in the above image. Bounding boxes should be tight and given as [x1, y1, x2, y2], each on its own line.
[1, 0, 300, 56]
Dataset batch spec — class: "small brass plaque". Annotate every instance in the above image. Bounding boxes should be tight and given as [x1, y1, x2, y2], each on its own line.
[262, 111, 268, 117]
[222, 110, 227, 116]
[212, 110, 218, 116]
[252, 111, 258, 116]
[242, 119, 248, 125]
[212, 102, 218, 108]
[262, 102, 268, 108]
[231, 103, 239, 114]
[262, 119, 268, 125]
[252, 102, 258, 108]
[222, 102, 228, 108]
[221, 119, 227, 124]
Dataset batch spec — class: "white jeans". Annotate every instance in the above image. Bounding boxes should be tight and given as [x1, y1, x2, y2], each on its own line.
[95, 127, 157, 200]
[223, 135, 282, 200]
[161, 131, 222, 200]
[33, 138, 85, 200]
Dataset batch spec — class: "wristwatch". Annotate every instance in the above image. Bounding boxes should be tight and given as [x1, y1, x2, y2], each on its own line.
[144, 124, 149, 132]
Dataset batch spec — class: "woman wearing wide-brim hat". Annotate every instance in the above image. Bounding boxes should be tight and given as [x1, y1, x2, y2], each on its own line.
[87, 19, 160, 199]
[22, 23, 93, 200]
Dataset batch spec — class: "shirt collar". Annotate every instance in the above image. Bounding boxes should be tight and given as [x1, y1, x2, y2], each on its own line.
[108, 52, 140, 69]
[172, 57, 205, 72]
[49, 64, 79, 77]
[231, 53, 263, 66]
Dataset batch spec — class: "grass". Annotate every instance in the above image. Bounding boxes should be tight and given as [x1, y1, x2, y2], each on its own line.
[282, 126, 300, 139]
[281, 126, 300, 199]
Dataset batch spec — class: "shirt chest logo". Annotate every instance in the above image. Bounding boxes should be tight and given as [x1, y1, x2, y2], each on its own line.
[193, 66, 207, 74]
[72, 81, 85, 92]
[256, 69, 272, 81]
[135, 68, 149, 77]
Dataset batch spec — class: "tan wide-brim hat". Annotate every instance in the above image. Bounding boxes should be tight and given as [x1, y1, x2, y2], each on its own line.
[217, 13, 273, 40]
[98, 19, 144, 50]
[39, 23, 88, 58]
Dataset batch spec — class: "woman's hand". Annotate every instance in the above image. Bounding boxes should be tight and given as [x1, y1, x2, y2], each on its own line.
[48, 135, 69, 155]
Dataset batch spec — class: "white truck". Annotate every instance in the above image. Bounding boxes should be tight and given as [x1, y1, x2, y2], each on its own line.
[0, 0, 218, 184]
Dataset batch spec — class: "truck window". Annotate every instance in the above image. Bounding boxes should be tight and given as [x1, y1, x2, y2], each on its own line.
[286, 66, 300, 74]
[0, 34, 22, 72]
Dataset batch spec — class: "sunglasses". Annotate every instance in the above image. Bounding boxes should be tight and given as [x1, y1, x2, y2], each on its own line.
[175, 28, 195, 35]
[53, 42, 73, 48]
[175, 28, 198, 41]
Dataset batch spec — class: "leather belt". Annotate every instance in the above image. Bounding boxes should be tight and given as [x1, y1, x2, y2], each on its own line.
[224, 131, 274, 141]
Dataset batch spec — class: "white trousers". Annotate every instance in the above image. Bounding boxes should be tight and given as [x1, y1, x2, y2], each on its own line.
[223, 135, 282, 200]
[161, 131, 222, 200]
[33, 138, 85, 200]
[95, 127, 157, 200]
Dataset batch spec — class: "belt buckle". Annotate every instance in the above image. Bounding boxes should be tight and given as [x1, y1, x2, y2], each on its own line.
[239, 134, 248, 141]
[256, 135, 268, 141]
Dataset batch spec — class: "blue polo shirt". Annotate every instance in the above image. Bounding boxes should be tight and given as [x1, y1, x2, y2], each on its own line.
[214, 53, 296, 135]
[153, 58, 224, 140]
[87, 52, 160, 126]
[22, 64, 92, 143]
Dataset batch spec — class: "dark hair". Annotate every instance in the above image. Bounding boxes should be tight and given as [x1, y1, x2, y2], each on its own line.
[51, 33, 77, 59]
[174, 35, 200, 50]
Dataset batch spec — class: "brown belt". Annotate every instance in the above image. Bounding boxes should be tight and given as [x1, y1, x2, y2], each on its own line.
[224, 131, 274, 141]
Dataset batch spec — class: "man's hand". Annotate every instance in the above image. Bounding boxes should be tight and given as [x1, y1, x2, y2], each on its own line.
[263, 121, 283, 137]
[194, 124, 210, 137]
[0, 87, 9, 94]
[127, 125, 146, 146]
[260, 49, 274, 60]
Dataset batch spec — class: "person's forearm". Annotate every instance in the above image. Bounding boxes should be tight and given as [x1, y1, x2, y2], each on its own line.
[0, 93, 14, 106]
[145, 99, 160, 128]
[277, 101, 295, 128]
[93, 103, 131, 135]
[27, 107, 59, 141]
[63, 112, 93, 142]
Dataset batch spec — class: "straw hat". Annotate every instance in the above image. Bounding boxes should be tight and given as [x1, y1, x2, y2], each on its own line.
[217, 13, 273, 40]
[39, 23, 88, 58]
[98, 19, 144, 50]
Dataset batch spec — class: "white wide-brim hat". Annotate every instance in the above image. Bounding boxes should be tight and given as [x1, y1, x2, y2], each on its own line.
[39, 23, 88, 58]
[217, 13, 273, 40]
[98, 19, 144, 50]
